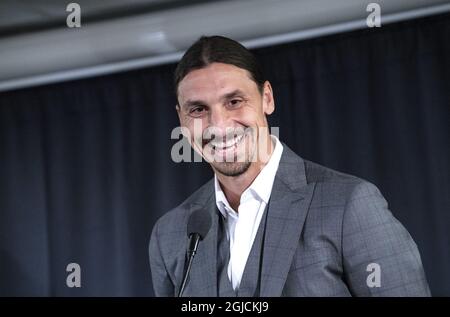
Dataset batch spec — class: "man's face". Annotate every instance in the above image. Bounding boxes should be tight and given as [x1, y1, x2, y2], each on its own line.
[176, 62, 274, 177]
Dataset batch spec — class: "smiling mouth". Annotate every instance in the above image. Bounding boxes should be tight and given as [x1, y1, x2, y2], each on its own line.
[209, 133, 244, 151]
[200, 129, 250, 159]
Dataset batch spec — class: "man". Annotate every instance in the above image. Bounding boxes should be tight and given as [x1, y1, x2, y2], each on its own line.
[149, 36, 430, 296]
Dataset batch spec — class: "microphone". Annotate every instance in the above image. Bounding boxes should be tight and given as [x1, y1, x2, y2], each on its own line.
[178, 209, 212, 297]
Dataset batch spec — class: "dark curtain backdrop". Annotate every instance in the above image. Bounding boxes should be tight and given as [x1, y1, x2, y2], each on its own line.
[0, 13, 449, 296]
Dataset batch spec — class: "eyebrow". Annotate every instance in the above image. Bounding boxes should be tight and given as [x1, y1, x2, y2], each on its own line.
[221, 89, 246, 101]
[182, 89, 246, 109]
[182, 99, 206, 109]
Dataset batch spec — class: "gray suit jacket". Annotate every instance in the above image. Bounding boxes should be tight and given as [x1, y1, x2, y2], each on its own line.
[149, 144, 430, 296]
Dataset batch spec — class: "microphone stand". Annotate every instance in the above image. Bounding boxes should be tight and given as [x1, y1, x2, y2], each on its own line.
[178, 233, 200, 297]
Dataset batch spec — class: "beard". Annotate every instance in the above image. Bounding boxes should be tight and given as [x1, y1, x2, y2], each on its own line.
[204, 127, 256, 177]
[211, 160, 252, 177]
[189, 125, 269, 177]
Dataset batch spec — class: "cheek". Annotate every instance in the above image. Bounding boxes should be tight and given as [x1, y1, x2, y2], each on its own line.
[236, 105, 266, 126]
[179, 113, 193, 126]
[184, 118, 207, 141]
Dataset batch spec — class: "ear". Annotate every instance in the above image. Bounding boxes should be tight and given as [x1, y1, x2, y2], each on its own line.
[262, 81, 275, 115]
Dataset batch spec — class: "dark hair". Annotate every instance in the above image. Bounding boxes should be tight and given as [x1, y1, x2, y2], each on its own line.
[174, 35, 265, 96]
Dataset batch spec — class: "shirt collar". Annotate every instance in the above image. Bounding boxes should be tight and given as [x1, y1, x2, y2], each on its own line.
[214, 135, 284, 217]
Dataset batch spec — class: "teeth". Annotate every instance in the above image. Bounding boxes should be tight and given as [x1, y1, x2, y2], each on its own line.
[210, 134, 244, 149]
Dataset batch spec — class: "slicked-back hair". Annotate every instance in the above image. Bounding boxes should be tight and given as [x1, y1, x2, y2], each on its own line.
[174, 35, 265, 97]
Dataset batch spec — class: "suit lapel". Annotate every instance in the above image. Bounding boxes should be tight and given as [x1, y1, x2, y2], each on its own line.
[260, 146, 315, 297]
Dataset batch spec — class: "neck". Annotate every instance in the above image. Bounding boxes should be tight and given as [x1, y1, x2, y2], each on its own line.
[216, 134, 274, 211]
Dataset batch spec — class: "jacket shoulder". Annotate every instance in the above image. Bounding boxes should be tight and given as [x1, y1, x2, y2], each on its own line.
[304, 159, 363, 185]
[153, 178, 214, 235]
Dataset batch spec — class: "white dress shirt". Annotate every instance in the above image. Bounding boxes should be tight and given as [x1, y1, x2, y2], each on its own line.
[214, 135, 284, 290]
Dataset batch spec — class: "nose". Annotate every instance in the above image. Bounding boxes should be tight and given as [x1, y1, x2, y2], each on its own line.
[208, 106, 230, 134]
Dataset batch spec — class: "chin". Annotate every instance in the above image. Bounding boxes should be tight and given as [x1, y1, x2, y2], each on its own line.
[212, 161, 252, 177]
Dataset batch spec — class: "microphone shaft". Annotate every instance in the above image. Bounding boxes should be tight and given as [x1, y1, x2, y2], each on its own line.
[178, 233, 201, 297]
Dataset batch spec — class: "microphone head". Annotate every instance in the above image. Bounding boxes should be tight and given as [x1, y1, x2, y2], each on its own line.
[187, 208, 212, 240]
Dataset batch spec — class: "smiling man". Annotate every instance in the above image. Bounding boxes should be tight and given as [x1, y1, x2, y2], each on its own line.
[177, 60, 275, 212]
[149, 36, 430, 297]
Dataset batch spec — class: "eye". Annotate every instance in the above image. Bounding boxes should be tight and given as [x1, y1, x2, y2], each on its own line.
[228, 99, 243, 108]
[189, 106, 207, 117]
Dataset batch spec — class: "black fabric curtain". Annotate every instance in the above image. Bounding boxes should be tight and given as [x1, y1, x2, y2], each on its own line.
[1, 13, 449, 296]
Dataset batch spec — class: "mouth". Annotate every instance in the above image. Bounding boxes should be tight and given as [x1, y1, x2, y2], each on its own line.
[203, 130, 248, 160]
[210, 134, 244, 150]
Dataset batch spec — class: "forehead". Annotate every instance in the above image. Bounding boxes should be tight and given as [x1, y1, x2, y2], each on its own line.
[177, 63, 256, 102]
